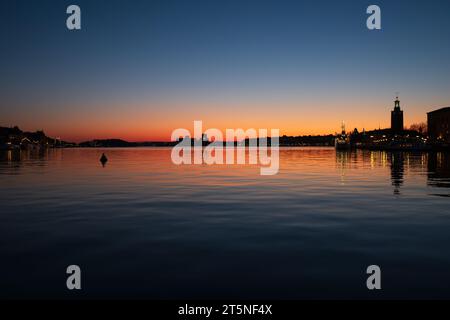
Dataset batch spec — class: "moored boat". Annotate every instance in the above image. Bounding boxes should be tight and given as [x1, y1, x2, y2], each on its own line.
[335, 122, 351, 150]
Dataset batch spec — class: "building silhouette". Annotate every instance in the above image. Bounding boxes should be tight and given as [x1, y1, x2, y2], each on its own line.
[427, 107, 450, 143]
[391, 97, 404, 134]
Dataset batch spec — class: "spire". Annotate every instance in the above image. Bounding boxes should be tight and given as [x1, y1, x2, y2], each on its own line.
[394, 93, 401, 110]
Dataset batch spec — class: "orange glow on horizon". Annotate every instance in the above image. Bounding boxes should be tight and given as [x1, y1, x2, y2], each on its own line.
[2, 98, 444, 143]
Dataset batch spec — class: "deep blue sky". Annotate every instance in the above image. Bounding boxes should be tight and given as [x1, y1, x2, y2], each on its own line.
[1, 0, 450, 140]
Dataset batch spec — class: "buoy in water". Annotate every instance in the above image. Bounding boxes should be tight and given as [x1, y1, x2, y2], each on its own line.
[100, 153, 108, 166]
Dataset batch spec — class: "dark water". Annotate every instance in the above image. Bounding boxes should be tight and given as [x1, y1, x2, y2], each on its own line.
[1, 147, 450, 299]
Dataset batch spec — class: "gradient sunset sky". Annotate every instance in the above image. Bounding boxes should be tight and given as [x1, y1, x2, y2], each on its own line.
[1, 0, 450, 142]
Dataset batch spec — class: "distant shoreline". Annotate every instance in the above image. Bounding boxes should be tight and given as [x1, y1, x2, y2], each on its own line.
[2, 125, 450, 151]
[3, 145, 450, 153]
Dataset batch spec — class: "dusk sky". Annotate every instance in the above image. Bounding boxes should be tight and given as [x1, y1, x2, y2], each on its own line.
[1, 0, 450, 142]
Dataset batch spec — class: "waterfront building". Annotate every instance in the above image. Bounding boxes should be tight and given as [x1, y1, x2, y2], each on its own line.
[428, 107, 450, 143]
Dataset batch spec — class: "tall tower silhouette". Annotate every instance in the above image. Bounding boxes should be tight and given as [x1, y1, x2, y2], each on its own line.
[391, 96, 404, 134]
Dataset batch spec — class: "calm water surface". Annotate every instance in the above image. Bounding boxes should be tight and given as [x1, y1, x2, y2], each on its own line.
[1, 147, 449, 299]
